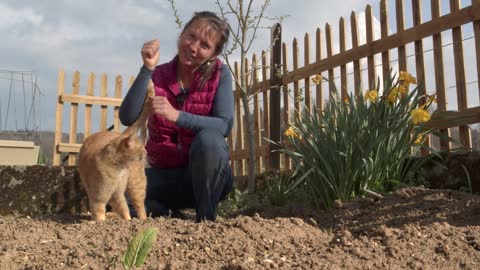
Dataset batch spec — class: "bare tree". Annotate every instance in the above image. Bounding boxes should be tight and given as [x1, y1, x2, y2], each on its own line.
[216, 0, 285, 193]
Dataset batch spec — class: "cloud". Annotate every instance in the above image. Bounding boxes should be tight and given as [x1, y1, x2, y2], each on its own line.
[0, 3, 43, 28]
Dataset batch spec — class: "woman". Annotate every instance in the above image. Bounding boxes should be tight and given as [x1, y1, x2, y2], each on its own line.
[119, 11, 234, 222]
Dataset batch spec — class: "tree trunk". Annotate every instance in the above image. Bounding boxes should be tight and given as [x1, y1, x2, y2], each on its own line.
[241, 93, 256, 193]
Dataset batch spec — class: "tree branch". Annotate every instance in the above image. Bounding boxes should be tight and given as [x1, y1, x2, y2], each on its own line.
[167, 0, 183, 29]
[245, 0, 270, 52]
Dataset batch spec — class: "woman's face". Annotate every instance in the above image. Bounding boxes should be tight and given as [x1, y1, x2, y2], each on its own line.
[178, 20, 219, 72]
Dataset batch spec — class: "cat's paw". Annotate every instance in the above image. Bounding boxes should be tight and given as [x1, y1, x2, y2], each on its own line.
[91, 212, 106, 221]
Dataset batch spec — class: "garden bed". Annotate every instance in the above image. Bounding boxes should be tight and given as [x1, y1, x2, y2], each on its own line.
[0, 161, 479, 269]
[1, 187, 479, 269]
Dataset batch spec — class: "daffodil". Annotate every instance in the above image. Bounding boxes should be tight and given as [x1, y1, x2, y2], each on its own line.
[364, 89, 378, 103]
[398, 84, 408, 98]
[399, 71, 417, 89]
[426, 93, 437, 105]
[387, 87, 399, 104]
[284, 126, 297, 139]
[410, 106, 431, 124]
[312, 74, 322, 85]
[414, 133, 425, 144]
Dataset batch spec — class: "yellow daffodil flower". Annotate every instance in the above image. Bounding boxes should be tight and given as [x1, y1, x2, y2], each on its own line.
[410, 106, 431, 124]
[284, 126, 297, 139]
[399, 71, 417, 84]
[426, 93, 437, 105]
[414, 133, 425, 144]
[312, 74, 322, 85]
[387, 87, 399, 104]
[364, 89, 378, 103]
[399, 71, 417, 89]
[398, 84, 408, 98]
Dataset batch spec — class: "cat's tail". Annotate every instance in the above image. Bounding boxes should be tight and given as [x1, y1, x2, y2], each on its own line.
[123, 79, 155, 138]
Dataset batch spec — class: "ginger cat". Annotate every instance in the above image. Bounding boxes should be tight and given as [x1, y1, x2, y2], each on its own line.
[78, 80, 154, 221]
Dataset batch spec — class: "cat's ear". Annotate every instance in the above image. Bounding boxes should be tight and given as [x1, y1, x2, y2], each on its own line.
[122, 134, 135, 148]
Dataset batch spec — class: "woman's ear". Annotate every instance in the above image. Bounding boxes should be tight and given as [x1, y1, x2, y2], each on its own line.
[207, 56, 218, 66]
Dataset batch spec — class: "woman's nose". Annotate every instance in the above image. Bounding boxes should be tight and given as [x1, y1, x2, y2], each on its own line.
[188, 41, 200, 53]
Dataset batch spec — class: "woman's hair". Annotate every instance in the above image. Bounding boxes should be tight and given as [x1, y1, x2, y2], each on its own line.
[180, 11, 230, 90]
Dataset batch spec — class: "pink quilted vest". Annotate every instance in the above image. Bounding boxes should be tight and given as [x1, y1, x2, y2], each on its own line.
[146, 56, 222, 168]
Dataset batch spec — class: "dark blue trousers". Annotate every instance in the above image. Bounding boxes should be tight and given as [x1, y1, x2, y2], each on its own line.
[141, 129, 233, 222]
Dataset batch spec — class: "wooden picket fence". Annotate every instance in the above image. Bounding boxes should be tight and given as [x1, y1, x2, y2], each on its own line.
[52, 72, 134, 166]
[54, 0, 480, 181]
[229, 0, 480, 176]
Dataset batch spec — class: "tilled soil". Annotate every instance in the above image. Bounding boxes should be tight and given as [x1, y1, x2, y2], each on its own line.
[0, 187, 479, 270]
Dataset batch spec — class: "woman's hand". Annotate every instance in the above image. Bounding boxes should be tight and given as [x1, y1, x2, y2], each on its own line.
[141, 39, 160, 70]
[151, 96, 180, 123]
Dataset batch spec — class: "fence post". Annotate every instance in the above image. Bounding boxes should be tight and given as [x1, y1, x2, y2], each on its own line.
[474, 0, 480, 114]
[53, 70, 65, 166]
[269, 23, 282, 171]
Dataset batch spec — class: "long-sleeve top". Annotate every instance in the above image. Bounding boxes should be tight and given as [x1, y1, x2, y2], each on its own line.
[119, 64, 234, 137]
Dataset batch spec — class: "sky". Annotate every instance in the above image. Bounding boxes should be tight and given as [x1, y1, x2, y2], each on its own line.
[0, 0, 477, 132]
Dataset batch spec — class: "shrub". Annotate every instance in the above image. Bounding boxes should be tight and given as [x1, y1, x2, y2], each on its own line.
[278, 71, 438, 208]
[256, 170, 295, 207]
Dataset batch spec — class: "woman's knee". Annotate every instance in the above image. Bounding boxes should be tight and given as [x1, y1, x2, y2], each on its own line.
[190, 129, 228, 154]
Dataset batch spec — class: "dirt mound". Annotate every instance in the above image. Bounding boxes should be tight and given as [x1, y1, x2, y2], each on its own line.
[1, 187, 479, 269]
